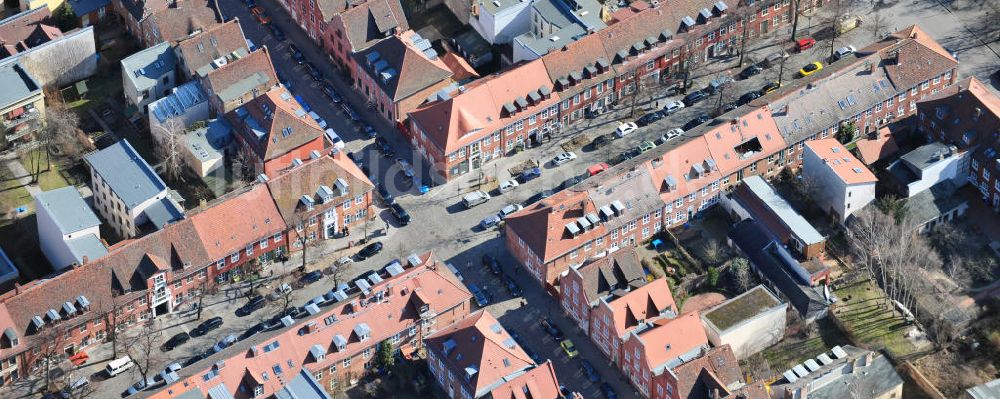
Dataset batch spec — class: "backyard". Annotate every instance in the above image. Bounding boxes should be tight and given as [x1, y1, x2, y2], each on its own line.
[831, 279, 930, 358]
[760, 317, 848, 373]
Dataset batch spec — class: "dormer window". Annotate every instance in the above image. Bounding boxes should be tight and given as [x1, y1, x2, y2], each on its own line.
[1, 328, 18, 348]
[333, 334, 347, 351]
[301, 195, 315, 211]
[353, 323, 371, 342]
[253, 385, 264, 397]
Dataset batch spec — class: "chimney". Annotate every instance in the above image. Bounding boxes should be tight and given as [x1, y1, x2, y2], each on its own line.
[869, 62, 877, 74]
[910, 31, 918, 39]
[82, 256, 89, 265]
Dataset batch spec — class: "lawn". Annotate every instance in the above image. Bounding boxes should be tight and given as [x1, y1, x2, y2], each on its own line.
[831, 280, 922, 358]
[17, 150, 71, 191]
[0, 163, 32, 215]
[65, 73, 122, 112]
[761, 317, 848, 372]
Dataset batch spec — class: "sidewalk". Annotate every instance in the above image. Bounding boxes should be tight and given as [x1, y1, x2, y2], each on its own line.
[4, 159, 42, 197]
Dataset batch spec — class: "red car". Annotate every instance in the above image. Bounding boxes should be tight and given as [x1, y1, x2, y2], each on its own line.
[796, 37, 816, 52]
[587, 162, 609, 176]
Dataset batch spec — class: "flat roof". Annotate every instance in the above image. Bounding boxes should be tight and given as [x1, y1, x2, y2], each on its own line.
[185, 119, 231, 162]
[65, 233, 108, 264]
[34, 186, 101, 235]
[0, 59, 41, 110]
[741, 175, 824, 245]
[121, 42, 176, 91]
[85, 140, 168, 209]
[703, 285, 783, 332]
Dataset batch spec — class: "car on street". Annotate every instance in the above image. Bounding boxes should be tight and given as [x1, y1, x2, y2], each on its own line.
[154, 363, 182, 383]
[236, 295, 266, 316]
[161, 332, 190, 351]
[304, 62, 323, 81]
[518, 167, 542, 183]
[662, 100, 685, 114]
[637, 141, 655, 153]
[761, 50, 789, 68]
[615, 121, 638, 137]
[737, 91, 761, 105]
[463, 191, 491, 208]
[182, 353, 206, 367]
[211, 334, 237, 354]
[833, 45, 856, 61]
[364, 124, 378, 139]
[268, 24, 285, 41]
[738, 64, 763, 79]
[635, 111, 664, 126]
[321, 83, 342, 103]
[239, 322, 265, 340]
[600, 382, 619, 399]
[540, 318, 564, 340]
[390, 203, 410, 226]
[580, 359, 600, 382]
[760, 81, 781, 95]
[587, 162, 609, 176]
[683, 115, 711, 131]
[498, 204, 523, 219]
[482, 254, 502, 275]
[498, 179, 519, 193]
[657, 128, 684, 144]
[376, 183, 394, 205]
[308, 111, 328, 129]
[682, 90, 708, 106]
[706, 76, 734, 94]
[524, 189, 554, 205]
[377, 140, 395, 158]
[560, 339, 579, 358]
[617, 148, 641, 163]
[588, 134, 614, 150]
[469, 284, 489, 307]
[504, 276, 522, 297]
[287, 44, 305, 64]
[341, 103, 361, 121]
[561, 175, 584, 190]
[191, 317, 223, 337]
[356, 242, 383, 259]
[799, 61, 823, 77]
[480, 214, 502, 229]
[795, 37, 816, 52]
[301, 270, 323, 284]
[122, 376, 156, 397]
[324, 129, 345, 150]
[250, 6, 270, 24]
[551, 152, 577, 166]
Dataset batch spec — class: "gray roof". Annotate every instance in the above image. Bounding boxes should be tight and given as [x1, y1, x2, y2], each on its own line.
[806, 350, 904, 399]
[121, 42, 177, 92]
[967, 378, 1000, 399]
[85, 140, 169, 209]
[65, 233, 108, 264]
[0, 247, 18, 281]
[171, 388, 207, 399]
[513, 0, 606, 58]
[479, 0, 529, 15]
[185, 119, 231, 162]
[0, 59, 41, 110]
[740, 175, 824, 245]
[149, 80, 207, 123]
[905, 180, 966, 225]
[274, 370, 332, 399]
[143, 198, 184, 229]
[34, 186, 101, 235]
[67, 0, 109, 16]
[900, 142, 955, 172]
[216, 72, 270, 102]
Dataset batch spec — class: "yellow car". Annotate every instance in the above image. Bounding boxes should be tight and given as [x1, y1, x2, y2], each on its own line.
[560, 339, 579, 358]
[799, 61, 823, 77]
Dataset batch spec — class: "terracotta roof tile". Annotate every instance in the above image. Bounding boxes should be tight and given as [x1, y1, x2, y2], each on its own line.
[855, 127, 898, 165]
[0, 8, 61, 57]
[485, 361, 564, 399]
[575, 247, 647, 306]
[629, 311, 708, 371]
[264, 153, 374, 222]
[804, 139, 877, 185]
[671, 345, 744, 399]
[140, 0, 221, 44]
[335, 0, 409, 52]
[190, 184, 286, 260]
[204, 47, 278, 106]
[174, 19, 248, 77]
[608, 278, 675, 339]
[228, 86, 324, 162]
[353, 31, 453, 101]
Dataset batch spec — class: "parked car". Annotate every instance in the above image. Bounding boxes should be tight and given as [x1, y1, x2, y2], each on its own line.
[236, 295, 265, 316]
[356, 242, 383, 259]
[540, 318, 564, 340]
[463, 191, 491, 208]
[560, 339, 579, 358]
[662, 100, 685, 115]
[308, 111, 328, 129]
[239, 322, 265, 341]
[615, 121, 638, 137]
[580, 359, 600, 382]
[498, 204, 523, 219]
[795, 37, 816, 52]
[504, 276, 522, 297]
[682, 90, 708, 106]
[482, 254, 502, 275]
[364, 124, 378, 139]
[192, 317, 223, 336]
[588, 134, 614, 150]
[250, 6, 270, 24]
[376, 183, 394, 205]
[211, 334, 237, 354]
[341, 103, 361, 121]
[445, 262, 464, 282]
[498, 179, 519, 193]
[480, 214, 501, 229]
[761, 50, 789, 68]
[324, 129, 345, 150]
[587, 162, 609, 176]
[738, 64, 763, 79]
[268, 24, 286, 41]
[161, 332, 190, 351]
[301, 270, 323, 284]
[551, 151, 577, 166]
[182, 353, 206, 367]
[833, 45, 856, 61]
[617, 148, 641, 163]
[706, 76, 734, 94]
[525, 189, 554, 205]
[760, 81, 781, 95]
[737, 91, 761, 105]
[600, 382, 619, 399]
[390, 203, 410, 226]
[637, 141, 655, 153]
[518, 167, 542, 183]
[836, 14, 860, 34]
[396, 158, 415, 178]
[635, 111, 664, 127]
[304, 62, 322, 81]
[683, 115, 711, 131]
[799, 61, 823, 77]
[122, 376, 156, 397]
[661, 128, 685, 143]
[469, 284, 489, 307]
[321, 83, 342, 103]
[288, 44, 304, 64]
[561, 175, 584, 190]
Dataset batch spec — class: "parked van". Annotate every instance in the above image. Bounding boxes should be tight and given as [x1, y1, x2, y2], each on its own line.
[445, 263, 464, 281]
[105, 356, 133, 377]
[463, 191, 491, 208]
[837, 15, 861, 34]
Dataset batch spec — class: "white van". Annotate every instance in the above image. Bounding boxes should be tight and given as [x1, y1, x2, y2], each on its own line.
[463, 191, 491, 208]
[105, 356, 133, 377]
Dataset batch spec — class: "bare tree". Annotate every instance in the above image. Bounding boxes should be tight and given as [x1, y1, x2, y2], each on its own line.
[330, 259, 354, 288]
[121, 320, 163, 384]
[679, 44, 706, 93]
[30, 326, 69, 394]
[730, 257, 753, 293]
[195, 279, 209, 320]
[740, 352, 773, 382]
[57, 370, 100, 399]
[152, 119, 186, 183]
[732, 5, 758, 68]
[97, 297, 123, 359]
[866, 11, 887, 41]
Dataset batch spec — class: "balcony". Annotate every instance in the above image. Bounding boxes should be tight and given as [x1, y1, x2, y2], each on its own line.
[2, 109, 39, 130]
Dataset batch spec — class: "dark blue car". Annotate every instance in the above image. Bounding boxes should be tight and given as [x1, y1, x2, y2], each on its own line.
[518, 167, 541, 183]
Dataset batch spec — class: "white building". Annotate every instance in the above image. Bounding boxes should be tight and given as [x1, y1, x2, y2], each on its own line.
[886, 141, 968, 197]
[121, 42, 177, 114]
[184, 119, 232, 177]
[85, 140, 184, 239]
[510, 0, 606, 63]
[34, 186, 108, 270]
[147, 81, 210, 139]
[803, 139, 878, 223]
[470, 0, 532, 44]
[701, 285, 787, 359]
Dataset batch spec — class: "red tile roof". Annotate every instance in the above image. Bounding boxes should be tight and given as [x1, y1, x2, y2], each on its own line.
[629, 311, 708, 371]
[486, 360, 565, 399]
[229, 86, 325, 162]
[264, 153, 374, 222]
[204, 47, 278, 106]
[0, 8, 61, 57]
[174, 19, 248, 77]
[607, 278, 675, 339]
[140, 0, 221, 44]
[670, 345, 745, 399]
[335, 0, 409, 52]
[855, 127, 899, 165]
[804, 139, 878, 185]
[190, 184, 286, 260]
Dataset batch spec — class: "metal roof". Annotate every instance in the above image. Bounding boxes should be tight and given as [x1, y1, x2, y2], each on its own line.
[0, 59, 41, 110]
[85, 140, 169, 209]
[34, 186, 101, 235]
[739, 176, 824, 245]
